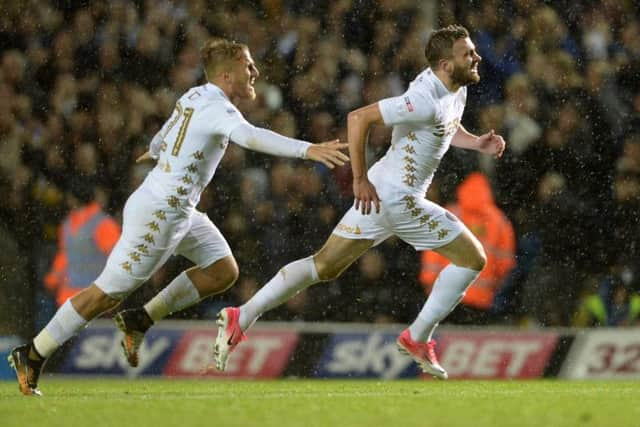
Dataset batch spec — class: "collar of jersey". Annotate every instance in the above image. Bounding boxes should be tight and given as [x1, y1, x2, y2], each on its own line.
[205, 82, 229, 100]
[426, 68, 457, 97]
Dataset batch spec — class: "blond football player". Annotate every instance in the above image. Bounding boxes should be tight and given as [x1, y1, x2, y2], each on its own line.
[9, 38, 348, 396]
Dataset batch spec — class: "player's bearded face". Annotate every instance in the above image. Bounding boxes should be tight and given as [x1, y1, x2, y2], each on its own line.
[450, 60, 480, 86]
[231, 49, 259, 100]
[449, 38, 481, 86]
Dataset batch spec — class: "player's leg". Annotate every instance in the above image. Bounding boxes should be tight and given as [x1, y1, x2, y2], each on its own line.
[145, 211, 238, 319]
[115, 212, 237, 366]
[9, 188, 185, 395]
[213, 234, 373, 371]
[8, 284, 122, 396]
[408, 228, 486, 342]
[114, 257, 238, 367]
[389, 198, 485, 378]
[13, 249, 170, 394]
[235, 200, 391, 332]
[213, 200, 391, 371]
[399, 229, 485, 379]
[131, 256, 238, 325]
[239, 234, 373, 329]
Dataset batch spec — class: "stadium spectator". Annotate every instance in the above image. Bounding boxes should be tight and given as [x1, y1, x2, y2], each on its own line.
[573, 265, 640, 327]
[44, 178, 120, 308]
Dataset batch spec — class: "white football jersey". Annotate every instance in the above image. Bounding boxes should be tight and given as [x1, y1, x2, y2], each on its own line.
[371, 68, 467, 195]
[145, 83, 248, 210]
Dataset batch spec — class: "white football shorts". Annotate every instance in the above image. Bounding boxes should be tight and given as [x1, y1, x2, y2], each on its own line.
[94, 184, 232, 299]
[332, 191, 466, 250]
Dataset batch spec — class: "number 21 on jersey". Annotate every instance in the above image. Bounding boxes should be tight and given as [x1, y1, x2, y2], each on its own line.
[162, 101, 195, 157]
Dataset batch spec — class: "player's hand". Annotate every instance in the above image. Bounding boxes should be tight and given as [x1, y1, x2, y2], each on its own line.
[477, 129, 506, 159]
[305, 139, 350, 169]
[353, 177, 381, 215]
[135, 151, 154, 163]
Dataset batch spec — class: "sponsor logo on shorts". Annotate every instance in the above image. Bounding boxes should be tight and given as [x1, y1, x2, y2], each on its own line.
[337, 223, 362, 235]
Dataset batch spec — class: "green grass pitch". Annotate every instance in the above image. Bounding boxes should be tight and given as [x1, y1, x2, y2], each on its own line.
[1, 378, 638, 427]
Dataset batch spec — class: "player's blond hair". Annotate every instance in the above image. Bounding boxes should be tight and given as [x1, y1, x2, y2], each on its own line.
[425, 25, 470, 69]
[201, 38, 248, 79]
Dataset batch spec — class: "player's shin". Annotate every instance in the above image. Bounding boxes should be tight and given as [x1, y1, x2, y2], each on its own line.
[144, 271, 201, 321]
[239, 256, 320, 330]
[408, 264, 480, 341]
[33, 299, 89, 359]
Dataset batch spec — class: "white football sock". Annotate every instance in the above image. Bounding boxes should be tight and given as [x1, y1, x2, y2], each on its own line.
[239, 256, 320, 330]
[144, 271, 201, 322]
[409, 264, 480, 342]
[33, 300, 88, 358]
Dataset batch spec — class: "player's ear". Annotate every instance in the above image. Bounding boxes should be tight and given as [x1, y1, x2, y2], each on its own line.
[438, 58, 452, 74]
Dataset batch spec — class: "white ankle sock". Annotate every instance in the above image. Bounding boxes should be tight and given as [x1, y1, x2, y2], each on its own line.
[144, 271, 201, 322]
[33, 300, 88, 358]
[409, 264, 480, 342]
[239, 256, 320, 330]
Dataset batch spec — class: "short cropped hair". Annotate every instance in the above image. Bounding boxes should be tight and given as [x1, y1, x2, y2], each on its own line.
[424, 25, 470, 68]
[201, 38, 248, 78]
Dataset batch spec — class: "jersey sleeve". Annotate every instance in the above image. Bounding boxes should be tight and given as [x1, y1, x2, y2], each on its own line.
[206, 100, 251, 137]
[229, 123, 310, 159]
[148, 131, 164, 160]
[378, 86, 437, 126]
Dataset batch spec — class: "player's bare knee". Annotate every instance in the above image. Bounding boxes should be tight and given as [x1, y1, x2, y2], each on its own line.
[469, 248, 487, 271]
[219, 264, 239, 291]
[201, 264, 239, 294]
[92, 290, 121, 312]
[318, 265, 344, 282]
[451, 248, 486, 271]
[313, 257, 342, 282]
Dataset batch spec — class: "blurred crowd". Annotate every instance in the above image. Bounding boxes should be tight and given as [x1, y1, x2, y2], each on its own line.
[1, 0, 639, 337]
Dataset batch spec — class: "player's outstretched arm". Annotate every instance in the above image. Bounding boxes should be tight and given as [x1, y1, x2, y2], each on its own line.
[230, 123, 348, 168]
[452, 125, 506, 159]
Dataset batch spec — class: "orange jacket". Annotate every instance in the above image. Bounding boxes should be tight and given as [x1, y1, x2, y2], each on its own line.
[44, 202, 120, 306]
[420, 173, 516, 310]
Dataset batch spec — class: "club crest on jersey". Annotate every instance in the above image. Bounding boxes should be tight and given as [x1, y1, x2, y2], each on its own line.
[433, 118, 460, 138]
[404, 96, 414, 112]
